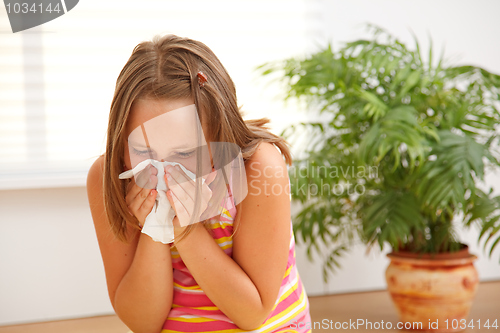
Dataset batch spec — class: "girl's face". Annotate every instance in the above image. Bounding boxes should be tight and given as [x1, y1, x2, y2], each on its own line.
[123, 98, 212, 175]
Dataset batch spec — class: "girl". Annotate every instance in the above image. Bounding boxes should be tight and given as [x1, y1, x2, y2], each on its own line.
[87, 34, 311, 333]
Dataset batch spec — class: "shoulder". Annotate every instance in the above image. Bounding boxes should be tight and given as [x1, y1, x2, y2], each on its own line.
[87, 155, 105, 199]
[244, 141, 288, 184]
[233, 142, 290, 229]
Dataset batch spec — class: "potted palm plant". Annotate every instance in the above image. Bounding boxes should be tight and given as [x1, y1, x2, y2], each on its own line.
[259, 25, 500, 332]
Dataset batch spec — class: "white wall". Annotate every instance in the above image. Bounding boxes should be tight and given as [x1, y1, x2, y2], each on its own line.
[0, 187, 111, 326]
[1, 0, 500, 327]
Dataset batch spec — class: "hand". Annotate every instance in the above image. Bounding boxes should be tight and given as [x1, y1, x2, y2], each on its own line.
[125, 164, 158, 227]
[164, 165, 217, 230]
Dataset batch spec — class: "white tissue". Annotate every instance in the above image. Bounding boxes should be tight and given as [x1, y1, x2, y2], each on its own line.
[118, 159, 201, 244]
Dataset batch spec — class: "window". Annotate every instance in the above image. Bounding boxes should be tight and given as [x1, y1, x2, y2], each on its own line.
[0, 0, 320, 189]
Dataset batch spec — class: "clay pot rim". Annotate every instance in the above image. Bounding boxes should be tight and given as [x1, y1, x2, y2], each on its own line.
[387, 244, 477, 266]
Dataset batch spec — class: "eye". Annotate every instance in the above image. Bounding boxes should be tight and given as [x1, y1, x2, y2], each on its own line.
[176, 150, 195, 158]
[132, 147, 154, 156]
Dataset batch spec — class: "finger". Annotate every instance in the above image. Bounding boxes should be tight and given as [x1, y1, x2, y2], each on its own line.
[167, 176, 195, 217]
[135, 165, 158, 189]
[128, 187, 154, 216]
[168, 190, 190, 226]
[136, 189, 157, 223]
[165, 188, 175, 209]
[126, 173, 157, 205]
[126, 178, 143, 206]
[169, 175, 214, 223]
[205, 169, 218, 186]
[166, 165, 195, 199]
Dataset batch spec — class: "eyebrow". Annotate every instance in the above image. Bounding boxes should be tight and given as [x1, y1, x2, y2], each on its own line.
[171, 144, 198, 151]
[128, 142, 197, 150]
[129, 142, 153, 149]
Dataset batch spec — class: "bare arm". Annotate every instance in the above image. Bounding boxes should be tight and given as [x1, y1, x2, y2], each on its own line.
[87, 156, 174, 333]
[169, 142, 291, 330]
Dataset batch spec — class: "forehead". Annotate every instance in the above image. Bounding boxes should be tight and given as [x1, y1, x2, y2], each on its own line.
[126, 98, 195, 135]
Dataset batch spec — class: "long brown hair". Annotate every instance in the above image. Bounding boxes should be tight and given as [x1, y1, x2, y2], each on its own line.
[103, 34, 292, 243]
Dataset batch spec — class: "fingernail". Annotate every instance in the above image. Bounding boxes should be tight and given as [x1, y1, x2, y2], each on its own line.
[150, 190, 156, 196]
[166, 174, 172, 181]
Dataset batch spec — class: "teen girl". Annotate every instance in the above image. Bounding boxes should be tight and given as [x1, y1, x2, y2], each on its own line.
[87, 34, 311, 333]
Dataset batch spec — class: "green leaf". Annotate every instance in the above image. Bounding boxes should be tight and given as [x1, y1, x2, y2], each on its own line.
[259, 23, 500, 278]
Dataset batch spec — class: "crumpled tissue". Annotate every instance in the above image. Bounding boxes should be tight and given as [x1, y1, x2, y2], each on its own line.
[118, 159, 203, 244]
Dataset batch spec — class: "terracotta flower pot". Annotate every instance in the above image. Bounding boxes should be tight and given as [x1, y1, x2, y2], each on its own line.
[385, 245, 479, 332]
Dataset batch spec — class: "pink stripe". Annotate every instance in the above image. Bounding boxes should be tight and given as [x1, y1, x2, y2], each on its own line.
[267, 276, 303, 319]
[278, 247, 297, 288]
[163, 317, 237, 332]
[280, 265, 296, 289]
[210, 226, 233, 239]
[173, 271, 196, 286]
[172, 292, 215, 307]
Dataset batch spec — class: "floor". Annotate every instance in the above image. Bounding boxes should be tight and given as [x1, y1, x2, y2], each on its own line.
[0, 281, 498, 332]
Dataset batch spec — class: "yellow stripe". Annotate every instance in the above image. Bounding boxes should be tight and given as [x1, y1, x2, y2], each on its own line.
[283, 264, 293, 279]
[214, 236, 232, 244]
[259, 287, 307, 333]
[173, 282, 201, 290]
[171, 304, 219, 311]
[222, 207, 232, 218]
[277, 278, 299, 304]
[208, 221, 233, 229]
[162, 328, 243, 333]
[264, 265, 294, 314]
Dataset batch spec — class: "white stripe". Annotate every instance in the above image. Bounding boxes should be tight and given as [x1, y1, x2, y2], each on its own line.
[179, 314, 199, 319]
[276, 271, 298, 304]
[173, 286, 205, 293]
[217, 240, 233, 248]
[60, 0, 68, 13]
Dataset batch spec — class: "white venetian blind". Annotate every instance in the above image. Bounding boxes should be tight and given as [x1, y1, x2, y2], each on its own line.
[0, 0, 321, 189]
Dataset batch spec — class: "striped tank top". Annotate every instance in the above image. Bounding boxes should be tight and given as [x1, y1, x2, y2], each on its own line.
[162, 194, 312, 332]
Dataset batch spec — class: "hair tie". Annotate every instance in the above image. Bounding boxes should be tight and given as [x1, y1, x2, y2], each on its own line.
[197, 71, 208, 88]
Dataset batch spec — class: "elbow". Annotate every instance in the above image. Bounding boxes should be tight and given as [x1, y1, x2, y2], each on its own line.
[115, 308, 165, 333]
[233, 308, 271, 331]
[112, 294, 169, 333]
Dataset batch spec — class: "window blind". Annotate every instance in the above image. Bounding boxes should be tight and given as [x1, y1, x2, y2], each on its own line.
[0, 0, 321, 189]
